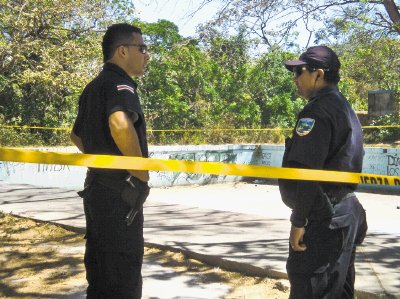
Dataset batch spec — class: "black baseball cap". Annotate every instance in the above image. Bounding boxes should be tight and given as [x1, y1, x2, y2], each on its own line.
[284, 46, 341, 71]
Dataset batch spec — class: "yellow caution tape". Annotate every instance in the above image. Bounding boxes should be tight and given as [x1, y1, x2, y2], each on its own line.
[0, 125, 399, 132]
[0, 125, 292, 132]
[361, 125, 400, 129]
[0, 125, 70, 131]
[149, 128, 291, 132]
[0, 148, 398, 186]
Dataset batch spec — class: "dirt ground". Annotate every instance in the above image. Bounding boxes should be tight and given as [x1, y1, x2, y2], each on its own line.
[0, 212, 289, 299]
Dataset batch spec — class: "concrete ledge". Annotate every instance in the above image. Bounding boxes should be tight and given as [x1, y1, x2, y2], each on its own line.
[145, 241, 288, 280]
[144, 242, 396, 299]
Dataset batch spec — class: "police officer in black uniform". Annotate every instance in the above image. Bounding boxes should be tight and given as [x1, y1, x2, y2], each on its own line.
[70, 23, 150, 298]
[279, 46, 368, 299]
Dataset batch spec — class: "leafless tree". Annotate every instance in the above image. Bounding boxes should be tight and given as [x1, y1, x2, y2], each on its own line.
[193, 0, 400, 47]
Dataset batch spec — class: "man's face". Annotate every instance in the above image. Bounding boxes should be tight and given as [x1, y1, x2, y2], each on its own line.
[123, 32, 150, 77]
[292, 66, 318, 99]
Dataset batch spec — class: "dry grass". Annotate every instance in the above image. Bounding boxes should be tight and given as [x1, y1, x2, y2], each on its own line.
[0, 212, 289, 299]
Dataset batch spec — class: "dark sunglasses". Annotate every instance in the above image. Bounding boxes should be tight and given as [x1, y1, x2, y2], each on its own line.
[293, 66, 329, 78]
[118, 43, 148, 54]
[293, 66, 309, 78]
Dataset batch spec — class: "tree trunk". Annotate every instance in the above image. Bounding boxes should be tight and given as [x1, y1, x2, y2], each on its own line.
[383, 0, 400, 34]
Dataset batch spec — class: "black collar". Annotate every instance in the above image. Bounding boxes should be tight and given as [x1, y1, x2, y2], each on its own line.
[103, 62, 137, 87]
[309, 85, 339, 101]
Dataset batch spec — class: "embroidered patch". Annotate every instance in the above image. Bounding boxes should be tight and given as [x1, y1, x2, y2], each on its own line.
[296, 118, 315, 136]
[117, 84, 135, 94]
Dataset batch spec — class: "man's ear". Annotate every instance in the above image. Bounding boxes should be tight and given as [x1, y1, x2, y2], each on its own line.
[114, 45, 126, 59]
[316, 69, 325, 79]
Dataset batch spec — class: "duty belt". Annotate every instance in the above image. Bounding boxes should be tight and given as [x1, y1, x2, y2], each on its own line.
[85, 171, 128, 193]
[326, 191, 356, 206]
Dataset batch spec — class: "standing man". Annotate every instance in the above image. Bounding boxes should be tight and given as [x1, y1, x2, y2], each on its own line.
[279, 46, 368, 299]
[71, 23, 150, 298]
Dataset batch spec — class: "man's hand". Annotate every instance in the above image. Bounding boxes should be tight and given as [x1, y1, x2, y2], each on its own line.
[123, 176, 150, 226]
[289, 225, 307, 251]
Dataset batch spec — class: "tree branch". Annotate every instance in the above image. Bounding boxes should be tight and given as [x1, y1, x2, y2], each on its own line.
[382, 0, 400, 34]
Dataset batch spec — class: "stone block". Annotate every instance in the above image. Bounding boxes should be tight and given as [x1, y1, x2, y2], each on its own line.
[368, 90, 396, 118]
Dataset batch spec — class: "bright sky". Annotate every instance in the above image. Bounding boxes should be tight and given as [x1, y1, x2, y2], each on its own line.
[133, 0, 315, 47]
[133, 0, 219, 37]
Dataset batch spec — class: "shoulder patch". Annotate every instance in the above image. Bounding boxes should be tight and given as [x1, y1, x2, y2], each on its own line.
[296, 118, 315, 136]
[116, 84, 135, 95]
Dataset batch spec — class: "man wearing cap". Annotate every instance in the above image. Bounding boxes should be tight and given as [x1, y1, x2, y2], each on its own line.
[279, 46, 368, 298]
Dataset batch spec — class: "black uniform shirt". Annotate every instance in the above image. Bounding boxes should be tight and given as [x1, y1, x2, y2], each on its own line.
[72, 62, 148, 177]
[279, 85, 364, 227]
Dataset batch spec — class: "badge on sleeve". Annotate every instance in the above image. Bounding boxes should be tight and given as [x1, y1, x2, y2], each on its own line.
[296, 118, 315, 136]
[117, 84, 135, 95]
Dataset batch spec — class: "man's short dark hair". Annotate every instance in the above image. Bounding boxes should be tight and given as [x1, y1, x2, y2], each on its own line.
[102, 23, 142, 63]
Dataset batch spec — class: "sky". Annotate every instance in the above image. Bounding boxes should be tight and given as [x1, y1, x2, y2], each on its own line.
[133, 0, 219, 38]
[132, 0, 317, 48]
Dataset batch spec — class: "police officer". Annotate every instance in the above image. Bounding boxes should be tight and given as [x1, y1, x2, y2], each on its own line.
[70, 23, 150, 298]
[279, 46, 368, 299]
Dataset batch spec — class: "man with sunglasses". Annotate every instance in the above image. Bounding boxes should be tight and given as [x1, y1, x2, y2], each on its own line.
[71, 23, 150, 298]
[279, 46, 368, 298]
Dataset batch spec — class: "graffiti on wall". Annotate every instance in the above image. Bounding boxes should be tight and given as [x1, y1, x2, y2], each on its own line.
[362, 152, 400, 179]
[0, 162, 22, 177]
[37, 164, 70, 172]
[149, 150, 239, 186]
[249, 145, 273, 166]
[363, 154, 387, 176]
[388, 154, 399, 176]
[0, 162, 70, 176]
[259, 152, 272, 166]
[0, 147, 398, 189]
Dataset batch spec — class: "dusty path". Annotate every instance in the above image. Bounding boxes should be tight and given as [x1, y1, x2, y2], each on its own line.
[0, 212, 289, 299]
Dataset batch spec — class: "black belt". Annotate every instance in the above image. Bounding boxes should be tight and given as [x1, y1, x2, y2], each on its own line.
[327, 191, 355, 205]
[85, 172, 128, 193]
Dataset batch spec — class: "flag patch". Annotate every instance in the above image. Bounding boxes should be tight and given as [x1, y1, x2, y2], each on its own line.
[117, 84, 135, 94]
[296, 118, 315, 136]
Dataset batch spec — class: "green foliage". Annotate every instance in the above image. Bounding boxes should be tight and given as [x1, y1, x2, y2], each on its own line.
[0, 0, 134, 146]
[139, 25, 298, 144]
[140, 20, 182, 48]
[364, 113, 400, 144]
[335, 34, 400, 114]
[141, 40, 215, 130]
[247, 50, 305, 128]
[201, 29, 262, 129]
[140, 26, 256, 133]
[2, 2, 398, 147]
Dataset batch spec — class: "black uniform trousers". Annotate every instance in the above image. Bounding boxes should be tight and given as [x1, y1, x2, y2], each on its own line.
[81, 181, 144, 299]
[287, 195, 367, 299]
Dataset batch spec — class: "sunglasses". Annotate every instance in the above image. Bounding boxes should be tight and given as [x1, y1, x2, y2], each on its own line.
[293, 66, 309, 78]
[293, 66, 330, 78]
[118, 43, 148, 54]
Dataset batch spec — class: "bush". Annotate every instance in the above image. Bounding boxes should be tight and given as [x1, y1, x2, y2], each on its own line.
[364, 113, 400, 144]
